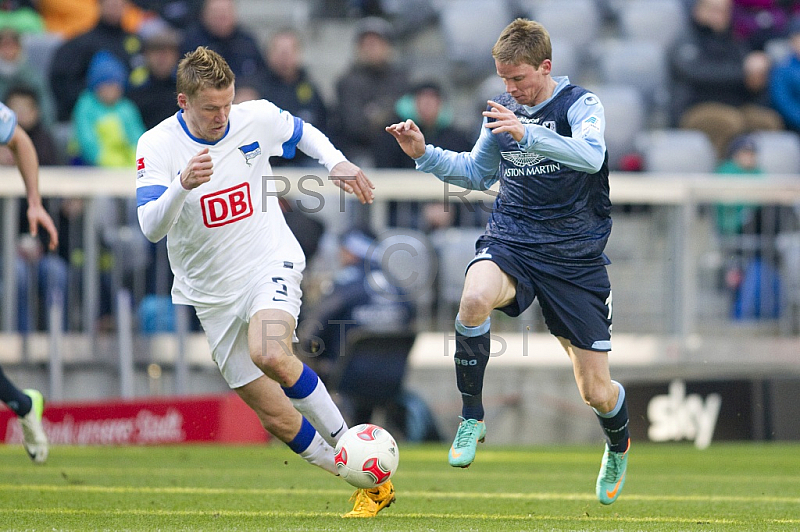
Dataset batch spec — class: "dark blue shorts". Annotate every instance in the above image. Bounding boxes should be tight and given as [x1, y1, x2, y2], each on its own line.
[469, 236, 612, 352]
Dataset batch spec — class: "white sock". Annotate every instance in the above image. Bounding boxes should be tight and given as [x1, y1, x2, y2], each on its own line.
[299, 432, 337, 475]
[289, 376, 348, 447]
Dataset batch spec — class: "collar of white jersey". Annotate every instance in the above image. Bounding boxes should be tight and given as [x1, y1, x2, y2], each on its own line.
[176, 110, 231, 145]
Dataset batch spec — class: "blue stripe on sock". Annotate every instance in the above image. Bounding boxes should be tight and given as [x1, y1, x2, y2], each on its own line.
[595, 381, 625, 418]
[455, 314, 490, 337]
[282, 364, 318, 399]
[286, 417, 316, 453]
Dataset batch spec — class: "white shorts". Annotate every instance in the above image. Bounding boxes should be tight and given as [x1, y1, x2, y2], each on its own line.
[194, 263, 304, 389]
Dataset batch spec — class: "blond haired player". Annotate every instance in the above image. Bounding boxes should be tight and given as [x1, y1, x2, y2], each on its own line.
[136, 47, 393, 518]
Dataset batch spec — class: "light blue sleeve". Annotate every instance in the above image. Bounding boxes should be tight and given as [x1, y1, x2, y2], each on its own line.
[518, 92, 606, 174]
[0, 102, 17, 145]
[414, 119, 501, 191]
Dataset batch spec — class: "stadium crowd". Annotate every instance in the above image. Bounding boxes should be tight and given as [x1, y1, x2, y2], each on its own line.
[1, 0, 800, 333]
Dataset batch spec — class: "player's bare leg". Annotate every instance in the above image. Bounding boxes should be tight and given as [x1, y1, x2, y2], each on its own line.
[248, 309, 347, 447]
[235, 375, 336, 473]
[560, 338, 630, 504]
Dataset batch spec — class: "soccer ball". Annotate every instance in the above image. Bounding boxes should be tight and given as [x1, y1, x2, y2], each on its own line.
[334, 424, 399, 489]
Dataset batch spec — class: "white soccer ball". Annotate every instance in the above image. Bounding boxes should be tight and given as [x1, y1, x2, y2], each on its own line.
[334, 423, 399, 489]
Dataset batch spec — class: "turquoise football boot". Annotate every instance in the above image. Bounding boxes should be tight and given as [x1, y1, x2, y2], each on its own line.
[448, 417, 486, 468]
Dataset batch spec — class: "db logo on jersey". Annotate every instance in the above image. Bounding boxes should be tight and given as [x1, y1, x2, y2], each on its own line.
[200, 182, 253, 228]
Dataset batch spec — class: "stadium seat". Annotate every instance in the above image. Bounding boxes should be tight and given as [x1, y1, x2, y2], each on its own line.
[550, 39, 581, 82]
[750, 130, 800, 175]
[375, 228, 438, 329]
[585, 84, 647, 170]
[236, 0, 311, 39]
[615, 0, 688, 47]
[429, 227, 485, 327]
[439, 0, 514, 81]
[517, 0, 601, 51]
[636, 129, 717, 173]
[21, 31, 64, 84]
[595, 38, 669, 110]
[50, 121, 73, 165]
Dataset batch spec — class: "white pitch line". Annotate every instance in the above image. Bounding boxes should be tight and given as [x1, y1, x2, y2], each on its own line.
[1, 484, 799, 504]
[0, 507, 798, 526]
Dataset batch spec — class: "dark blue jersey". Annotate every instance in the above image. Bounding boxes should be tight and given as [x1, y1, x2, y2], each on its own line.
[416, 77, 611, 265]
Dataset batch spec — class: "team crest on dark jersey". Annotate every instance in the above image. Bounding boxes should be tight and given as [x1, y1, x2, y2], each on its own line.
[238, 141, 261, 166]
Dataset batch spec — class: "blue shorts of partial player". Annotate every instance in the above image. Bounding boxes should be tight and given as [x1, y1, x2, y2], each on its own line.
[469, 235, 612, 352]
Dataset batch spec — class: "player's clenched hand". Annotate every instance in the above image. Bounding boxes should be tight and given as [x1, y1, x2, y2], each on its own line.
[181, 147, 213, 190]
[330, 160, 375, 204]
[385, 119, 426, 159]
[483, 101, 525, 142]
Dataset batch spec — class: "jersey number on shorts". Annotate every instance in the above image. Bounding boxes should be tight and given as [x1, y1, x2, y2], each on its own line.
[273, 276, 288, 302]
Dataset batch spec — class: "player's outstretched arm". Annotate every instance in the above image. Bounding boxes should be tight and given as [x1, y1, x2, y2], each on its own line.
[330, 160, 374, 204]
[7, 125, 58, 250]
[385, 119, 426, 159]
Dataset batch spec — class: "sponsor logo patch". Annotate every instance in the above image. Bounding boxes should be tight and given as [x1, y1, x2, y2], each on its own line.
[581, 115, 601, 136]
[500, 151, 547, 166]
[200, 182, 253, 228]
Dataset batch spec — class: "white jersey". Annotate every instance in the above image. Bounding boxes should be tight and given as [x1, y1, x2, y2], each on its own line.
[136, 99, 345, 306]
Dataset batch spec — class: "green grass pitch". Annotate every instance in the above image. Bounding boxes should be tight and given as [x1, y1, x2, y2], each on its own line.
[1, 441, 798, 531]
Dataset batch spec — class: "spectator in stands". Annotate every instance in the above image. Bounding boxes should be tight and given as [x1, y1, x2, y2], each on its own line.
[72, 50, 146, 167]
[38, 0, 99, 39]
[376, 81, 472, 169]
[231, 77, 261, 103]
[49, 0, 145, 122]
[263, 28, 328, 131]
[127, 28, 180, 129]
[769, 16, 800, 133]
[262, 28, 329, 167]
[334, 16, 409, 166]
[296, 226, 436, 441]
[732, 0, 800, 50]
[2, 85, 68, 334]
[375, 81, 478, 229]
[342, 0, 438, 39]
[181, 0, 266, 81]
[2, 86, 58, 165]
[668, 0, 783, 159]
[715, 134, 762, 236]
[714, 134, 784, 319]
[0, 1, 45, 34]
[129, 0, 203, 31]
[0, 28, 55, 125]
[297, 228, 412, 402]
[0, 86, 66, 333]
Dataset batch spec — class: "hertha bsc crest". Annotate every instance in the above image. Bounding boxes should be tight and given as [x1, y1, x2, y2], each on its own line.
[238, 141, 262, 166]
